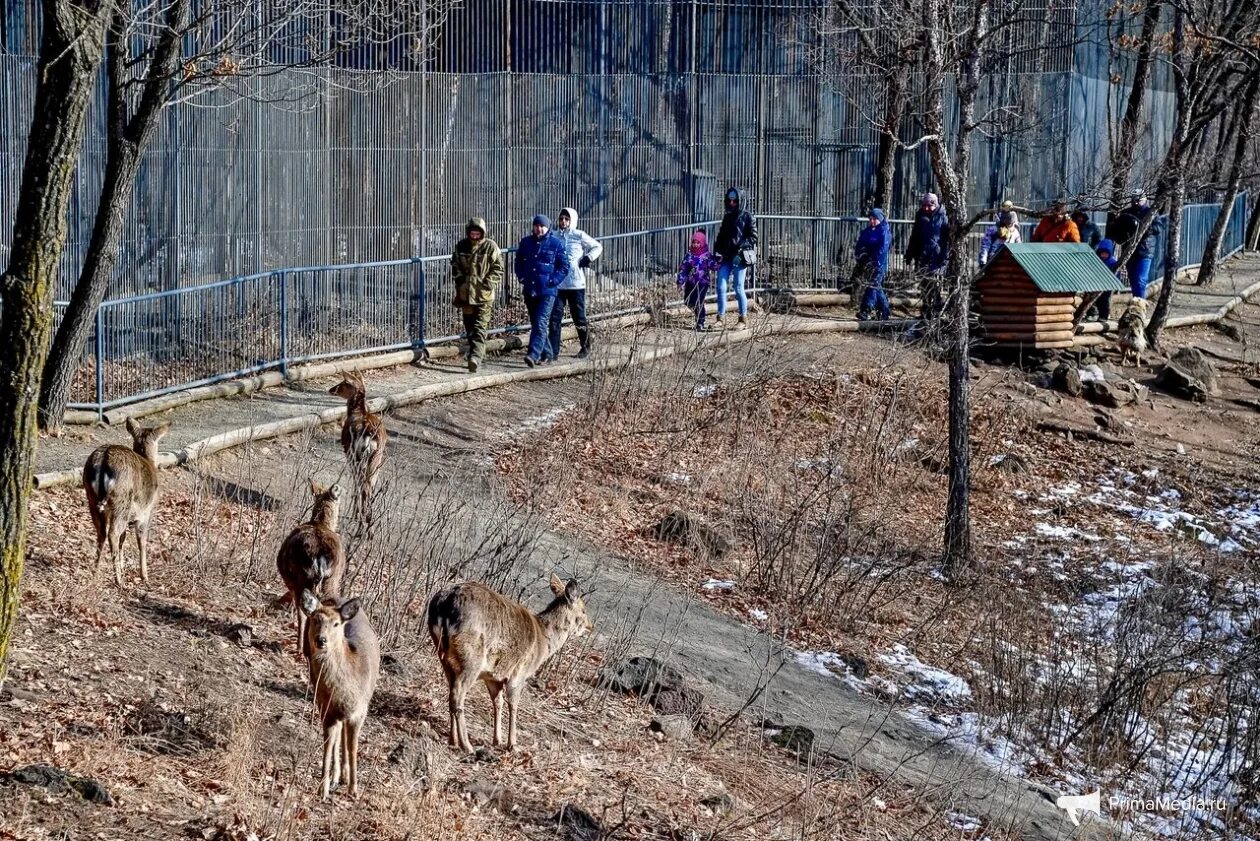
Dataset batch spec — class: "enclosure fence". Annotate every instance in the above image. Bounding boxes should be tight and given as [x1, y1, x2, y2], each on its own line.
[61, 194, 1248, 416]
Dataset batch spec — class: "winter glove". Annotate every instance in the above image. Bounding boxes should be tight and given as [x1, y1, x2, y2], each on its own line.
[578, 256, 592, 268]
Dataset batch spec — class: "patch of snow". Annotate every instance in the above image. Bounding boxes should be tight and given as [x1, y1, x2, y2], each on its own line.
[749, 608, 768, 621]
[663, 472, 692, 486]
[691, 384, 717, 398]
[517, 404, 574, 434]
[946, 812, 983, 832]
[1035, 523, 1102, 542]
[794, 651, 867, 692]
[701, 579, 735, 591]
[879, 644, 972, 704]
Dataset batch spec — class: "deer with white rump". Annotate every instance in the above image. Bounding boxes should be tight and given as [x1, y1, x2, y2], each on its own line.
[426, 574, 593, 752]
[300, 590, 380, 800]
[328, 372, 387, 509]
[276, 481, 346, 658]
[81, 419, 171, 586]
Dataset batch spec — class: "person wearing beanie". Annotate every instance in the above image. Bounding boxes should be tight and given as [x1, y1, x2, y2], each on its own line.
[677, 229, 720, 331]
[1032, 199, 1081, 243]
[853, 208, 892, 321]
[548, 207, 603, 360]
[906, 191, 949, 319]
[1090, 238, 1124, 321]
[1072, 209, 1102, 248]
[978, 210, 1022, 267]
[514, 214, 572, 367]
[712, 187, 757, 328]
[451, 217, 504, 373]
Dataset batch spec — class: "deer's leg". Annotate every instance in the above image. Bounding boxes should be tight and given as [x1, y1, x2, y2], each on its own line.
[452, 668, 477, 754]
[295, 608, 307, 662]
[320, 721, 342, 800]
[440, 661, 458, 747]
[87, 500, 106, 568]
[505, 681, 524, 751]
[108, 516, 128, 587]
[345, 717, 362, 798]
[134, 518, 150, 584]
[486, 680, 504, 747]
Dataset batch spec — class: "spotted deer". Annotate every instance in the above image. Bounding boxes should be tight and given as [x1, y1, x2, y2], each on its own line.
[276, 481, 346, 658]
[328, 373, 387, 507]
[426, 574, 593, 752]
[300, 590, 380, 800]
[81, 419, 171, 586]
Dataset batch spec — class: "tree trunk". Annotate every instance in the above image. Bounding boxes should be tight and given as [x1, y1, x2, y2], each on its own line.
[1247, 194, 1260, 251]
[39, 0, 189, 431]
[1109, 0, 1161, 211]
[1147, 172, 1184, 350]
[873, 67, 908, 212]
[1195, 76, 1258, 287]
[942, 238, 972, 575]
[0, 0, 112, 683]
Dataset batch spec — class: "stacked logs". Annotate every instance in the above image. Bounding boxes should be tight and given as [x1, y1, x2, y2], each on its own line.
[975, 265, 1078, 349]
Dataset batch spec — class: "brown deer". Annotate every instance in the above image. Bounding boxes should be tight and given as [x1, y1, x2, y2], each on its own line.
[300, 590, 380, 800]
[82, 419, 171, 587]
[426, 574, 593, 753]
[276, 481, 346, 658]
[328, 373, 387, 507]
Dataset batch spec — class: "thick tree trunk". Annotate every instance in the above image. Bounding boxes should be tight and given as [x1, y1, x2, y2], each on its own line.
[1147, 173, 1184, 350]
[1195, 77, 1258, 287]
[39, 0, 189, 431]
[0, 0, 112, 682]
[1109, 1, 1161, 211]
[1247, 195, 1260, 251]
[872, 67, 908, 212]
[942, 239, 971, 574]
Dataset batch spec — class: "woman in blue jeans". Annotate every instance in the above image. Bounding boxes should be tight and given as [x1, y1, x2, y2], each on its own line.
[712, 187, 757, 329]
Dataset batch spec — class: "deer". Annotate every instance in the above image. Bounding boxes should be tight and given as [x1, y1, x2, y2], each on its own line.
[328, 372, 387, 509]
[426, 574, 593, 753]
[300, 590, 380, 801]
[276, 481, 346, 658]
[81, 419, 171, 587]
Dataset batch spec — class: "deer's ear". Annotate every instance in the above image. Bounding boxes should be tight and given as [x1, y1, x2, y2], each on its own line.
[309, 478, 322, 496]
[339, 598, 360, 622]
[300, 590, 321, 616]
[549, 573, 565, 596]
[564, 579, 580, 604]
[328, 483, 342, 500]
[125, 418, 140, 437]
[152, 422, 171, 438]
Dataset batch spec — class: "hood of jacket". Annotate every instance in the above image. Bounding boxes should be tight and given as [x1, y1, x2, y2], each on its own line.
[724, 187, 748, 214]
[466, 217, 487, 237]
[559, 206, 579, 230]
[1097, 238, 1121, 265]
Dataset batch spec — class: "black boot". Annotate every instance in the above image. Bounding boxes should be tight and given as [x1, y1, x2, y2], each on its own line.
[576, 328, 591, 359]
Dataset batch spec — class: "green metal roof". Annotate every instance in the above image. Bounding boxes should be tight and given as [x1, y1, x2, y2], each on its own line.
[991, 243, 1129, 293]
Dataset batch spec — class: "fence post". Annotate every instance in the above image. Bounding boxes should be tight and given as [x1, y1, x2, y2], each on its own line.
[278, 271, 289, 378]
[413, 257, 429, 360]
[94, 304, 105, 422]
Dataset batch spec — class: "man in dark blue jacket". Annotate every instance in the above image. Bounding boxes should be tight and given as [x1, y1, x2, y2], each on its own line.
[1106, 192, 1163, 299]
[854, 208, 892, 321]
[514, 214, 572, 367]
[906, 192, 949, 318]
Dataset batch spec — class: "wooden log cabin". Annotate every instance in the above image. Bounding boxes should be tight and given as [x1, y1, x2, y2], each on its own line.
[975, 243, 1128, 349]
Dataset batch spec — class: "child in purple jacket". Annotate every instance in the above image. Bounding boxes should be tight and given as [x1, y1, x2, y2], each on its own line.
[678, 230, 719, 331]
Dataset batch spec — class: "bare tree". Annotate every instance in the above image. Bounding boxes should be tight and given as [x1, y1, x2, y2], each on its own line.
[0, 0, 115, 683]
[1107, 0, 1164, 215]
[1195, 72, 1259, 285]
[37, 0, 459, 431]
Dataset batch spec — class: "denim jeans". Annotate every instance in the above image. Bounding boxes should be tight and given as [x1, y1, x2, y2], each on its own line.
[524, 294, 557, 362]
[859, 271, 890, 319]
[1127, 255, 1153, 299]
[548, 288, 588, 358]
[716, 261, 748, 317]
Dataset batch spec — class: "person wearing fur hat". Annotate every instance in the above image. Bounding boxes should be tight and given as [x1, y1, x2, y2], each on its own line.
[548, 207, 602, 360]
[451, 217, 504, 373]
[514, 214, 571, 367]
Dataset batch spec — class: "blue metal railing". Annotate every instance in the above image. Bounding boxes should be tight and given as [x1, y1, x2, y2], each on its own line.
[61, 200, 1251, 416]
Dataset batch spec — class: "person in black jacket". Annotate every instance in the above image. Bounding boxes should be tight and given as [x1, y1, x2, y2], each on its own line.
[1106, 191, 1163, 298]
[712, 187, 757, 329]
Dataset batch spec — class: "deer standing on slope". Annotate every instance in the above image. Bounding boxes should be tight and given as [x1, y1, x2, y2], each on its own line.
[277, 481, 346, 658]
[82, 419, 171, 587]
[329, 373, 387, 510]
[426, 574, 593, 752]
[300, 590, 380, 800]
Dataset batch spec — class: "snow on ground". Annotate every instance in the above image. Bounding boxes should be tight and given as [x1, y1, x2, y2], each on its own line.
[701, 578, 736, 591]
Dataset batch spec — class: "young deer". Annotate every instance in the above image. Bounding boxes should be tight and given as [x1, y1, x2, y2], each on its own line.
[426, 574, 593, 753]
[328, 373, 387, 507]
[277, 481, 346, 658]
[300, 590, 380, 800]
[82, 419, 171, 587]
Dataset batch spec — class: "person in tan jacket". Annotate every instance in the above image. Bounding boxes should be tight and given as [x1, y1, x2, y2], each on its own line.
[451, 217, 504, 373]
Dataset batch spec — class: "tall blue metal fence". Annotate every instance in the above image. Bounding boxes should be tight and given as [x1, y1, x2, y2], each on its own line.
[61, 196, 1249, 415]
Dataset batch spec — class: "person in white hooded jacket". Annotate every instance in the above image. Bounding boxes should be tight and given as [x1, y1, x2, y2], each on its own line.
[548, 207, 603, 359]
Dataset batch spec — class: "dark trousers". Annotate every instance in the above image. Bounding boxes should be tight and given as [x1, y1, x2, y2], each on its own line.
[548, 288, 589, 358]
[462, 304, 493, 362]
[1096, 292, 1112, 321]
[524, 294, 558, 362]
[859, 269, 890, 320]
[682, 281, 708, 329]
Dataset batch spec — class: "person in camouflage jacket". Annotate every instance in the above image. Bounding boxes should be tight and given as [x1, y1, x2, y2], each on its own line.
[451, 217, 504, 372]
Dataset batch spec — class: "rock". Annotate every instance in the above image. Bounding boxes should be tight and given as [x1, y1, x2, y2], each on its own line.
[224, 623, 252, 647]
[553, 804, 603, 841]
[699, 791, 736, 816]
[1158, 347, 1218, 402]
[1052, 363, 1082, 397]
[1083, 378, 1141, 409]
[990, 454, 1030, 475]
[650, 715, 695, 742]
[463, 778, 517, 813]
[599, 657, 706, 721]
[768, 724, 816, 757]
[645, 510, 733, 559]
[2, 764, 113, 805]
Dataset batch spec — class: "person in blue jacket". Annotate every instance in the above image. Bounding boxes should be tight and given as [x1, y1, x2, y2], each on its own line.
[514, 214, 572, 367]
[854, 208, 892, 321]
[906, 192, 949, 318]
[1091, 238, 1123, 321]
[1106, 191, 1163, 299]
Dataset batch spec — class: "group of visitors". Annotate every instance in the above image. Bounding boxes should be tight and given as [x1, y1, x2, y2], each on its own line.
[450, 187, 760, 366]
[847, 189, 1164, 322]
